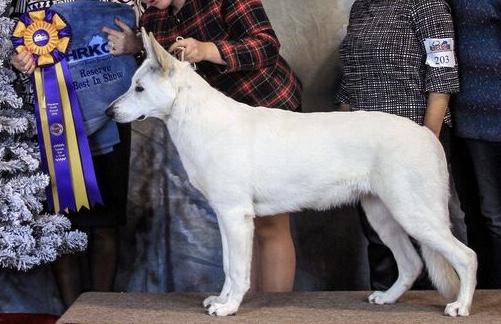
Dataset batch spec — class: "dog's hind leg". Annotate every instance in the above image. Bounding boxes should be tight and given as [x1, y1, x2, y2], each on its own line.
[206, 209, 254, 316]
[381, 193, 477, 316]
[433, 237, 477, 317]
[397, 221, 477, 316]
[361, 195, 423, 304]
[203, 213, 232, 308]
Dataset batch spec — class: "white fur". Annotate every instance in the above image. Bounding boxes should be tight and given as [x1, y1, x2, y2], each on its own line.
[107, 30, 477, 317]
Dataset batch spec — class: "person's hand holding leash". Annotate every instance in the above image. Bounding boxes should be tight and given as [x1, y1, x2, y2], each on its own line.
[102, 18, 142, 56]
[10, 51, 36, 74]
[168, 37, 225, 65]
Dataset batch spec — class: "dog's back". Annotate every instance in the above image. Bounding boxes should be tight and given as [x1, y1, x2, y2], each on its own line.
[195, 106, 447, 216]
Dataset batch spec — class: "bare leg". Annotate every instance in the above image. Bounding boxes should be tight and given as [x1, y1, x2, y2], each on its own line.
[254, 213, 296, 292]
[53, 254, 82, 308]
[250, 237, 260, 292]
[91, 227, 118, 291]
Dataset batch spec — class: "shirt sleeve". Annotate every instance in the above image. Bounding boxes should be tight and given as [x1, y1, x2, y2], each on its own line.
[335, 77, 350, 105]
[214, 0, 280, 73]
[412, 0, 460, 94]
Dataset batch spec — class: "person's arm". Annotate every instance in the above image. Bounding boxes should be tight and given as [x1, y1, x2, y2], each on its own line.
[424, 92, 449, 137]
[336, 77, 351, 111]
[167, 0, 280, 69]
[211, 0, 281, 72]
[339, 103, 351, 111]
[412, 0, 460, 136]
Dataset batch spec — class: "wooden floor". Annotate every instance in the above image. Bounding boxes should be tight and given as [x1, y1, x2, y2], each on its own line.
[57, 290, 501, 323]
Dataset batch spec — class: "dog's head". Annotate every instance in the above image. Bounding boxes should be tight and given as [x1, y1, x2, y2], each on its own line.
[105, 28, 179, 122]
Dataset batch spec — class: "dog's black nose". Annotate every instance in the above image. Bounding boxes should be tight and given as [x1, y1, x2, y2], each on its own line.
[105, 106, 115, 118]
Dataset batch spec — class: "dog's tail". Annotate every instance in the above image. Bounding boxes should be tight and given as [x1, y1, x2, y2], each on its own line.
[421, 245, 460, 301]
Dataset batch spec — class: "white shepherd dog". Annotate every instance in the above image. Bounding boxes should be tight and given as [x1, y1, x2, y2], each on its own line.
[106, 29, 477, 317]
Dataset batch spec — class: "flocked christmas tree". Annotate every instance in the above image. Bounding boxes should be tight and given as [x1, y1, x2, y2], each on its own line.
[0, 0, 87, 271]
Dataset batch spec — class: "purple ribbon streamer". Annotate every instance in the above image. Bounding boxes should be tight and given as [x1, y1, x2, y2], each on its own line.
[44, 10, 55, 23]
[60, 60, 103, 205]
[32, 74, 54, 211]
[58, 27, 71, 38]
[43, 65, 76, 211]
[19, 14, 32, 26]
[32, 54, 39, 66]
[52, 49, 65, 63]
[11, 36, 24, 47]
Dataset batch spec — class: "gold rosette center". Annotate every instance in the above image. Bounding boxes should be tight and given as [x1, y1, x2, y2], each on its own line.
[24, 21, 59, 56]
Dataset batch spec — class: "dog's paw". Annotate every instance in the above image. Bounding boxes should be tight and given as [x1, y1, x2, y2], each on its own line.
[206, 301, 239, 316]
[368, 291, 397, 305]
[444, 301, 470, 317]
[203, 295, 225, 308]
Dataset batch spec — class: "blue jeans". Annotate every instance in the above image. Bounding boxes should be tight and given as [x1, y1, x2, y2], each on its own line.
[465, 139, 501, 288]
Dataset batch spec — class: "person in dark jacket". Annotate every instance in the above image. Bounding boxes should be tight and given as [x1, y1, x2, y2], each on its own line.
[337, 0, 466, 290]
[450, 0, 501, 288]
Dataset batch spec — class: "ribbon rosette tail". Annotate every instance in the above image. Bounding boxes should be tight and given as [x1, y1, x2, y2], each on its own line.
[11, 10, 102, 213]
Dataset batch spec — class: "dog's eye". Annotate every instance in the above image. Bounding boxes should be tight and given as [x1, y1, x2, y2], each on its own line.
[135, 85, 144, 92]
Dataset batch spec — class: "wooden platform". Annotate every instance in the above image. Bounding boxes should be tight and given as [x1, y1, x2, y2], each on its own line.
[57, 290, 501, 323]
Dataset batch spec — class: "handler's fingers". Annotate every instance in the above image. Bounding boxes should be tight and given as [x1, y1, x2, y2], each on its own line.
[186, 56, 197, 64]
[15, 51, 30, 65]
[22, 55, 35, 68]
[168, 39, 191, 53]
[107, 34, 122, 45]
[114, 18, 132, 34]
[19, 59, 35, 74]
[112, 44, 125, 55]
[10, 57, 22, 71]
[186, 54, 201, 64]
[22, 60, 32, 71]
[17, 50, 30, 60]
[18, 56, 26, 65]
[102, 26, 122, 38]
[26, 62, 36, 74]
[11, 52, 29, 71]
[21, 53, 33, 65]
[184, 47, 198, 61]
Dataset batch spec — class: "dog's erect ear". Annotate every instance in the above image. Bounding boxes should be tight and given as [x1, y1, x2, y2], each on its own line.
[141, 27, 154, 58]
[148, 32, 174, 73]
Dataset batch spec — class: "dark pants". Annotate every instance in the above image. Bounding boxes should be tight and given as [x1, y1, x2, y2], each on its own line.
[360, 127, 466, 290]
[464, 139, 501, 288]
[68, 123, 131, 228]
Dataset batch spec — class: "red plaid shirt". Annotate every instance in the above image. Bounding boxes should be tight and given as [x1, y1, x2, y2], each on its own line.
[140, 0, 302, 110]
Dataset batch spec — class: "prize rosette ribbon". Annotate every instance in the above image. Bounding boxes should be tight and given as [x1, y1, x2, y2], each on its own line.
[11, 10, 102, 213]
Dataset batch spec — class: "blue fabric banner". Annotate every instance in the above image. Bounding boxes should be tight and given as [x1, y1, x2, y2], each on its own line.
[52, 0, 137, 155]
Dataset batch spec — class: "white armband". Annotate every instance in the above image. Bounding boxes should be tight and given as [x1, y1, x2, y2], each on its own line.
[423, 38, 456, 68]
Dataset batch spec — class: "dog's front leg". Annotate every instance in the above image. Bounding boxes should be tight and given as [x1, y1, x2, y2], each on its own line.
[207, 211, 254, 316]
[203, 214, 232, 308]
